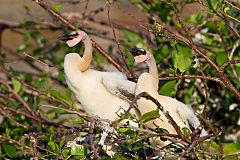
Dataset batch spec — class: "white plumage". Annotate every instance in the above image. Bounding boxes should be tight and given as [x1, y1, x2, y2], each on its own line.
[129, 48, 207, 145]
[60, 30, 137, 122]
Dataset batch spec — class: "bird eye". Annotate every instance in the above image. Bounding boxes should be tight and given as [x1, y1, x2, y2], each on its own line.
[139, 49, 147, 55]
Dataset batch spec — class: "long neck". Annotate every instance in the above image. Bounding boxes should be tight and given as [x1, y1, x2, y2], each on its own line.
[78, 35, 92, 71]
[146, 57, 159, 91]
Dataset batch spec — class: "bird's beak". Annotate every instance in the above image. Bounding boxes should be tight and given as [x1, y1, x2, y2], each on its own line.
[128, 48, 146, 56]
[58, 32, 77, 42]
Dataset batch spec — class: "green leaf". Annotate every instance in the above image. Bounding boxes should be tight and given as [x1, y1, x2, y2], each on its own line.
[186, 13, 204, 24]
[206, 0, 222, 11]
[59, 139, 65, 150]
[47, 141, 60, 153]
[53, 4, 62, 12]
[2, 144, 16, 158]
[118, 127, 130, 133]
[49, 89, 70, 104]
[17, 44, 29, 52]
[123, 30, 143, 46]
[182, 127, 191, 137]
[62, 149, 70, 158]
[5, 128, 11, 137]
[204, 141, 220, 152]
[76, 23, 81, 29]
[140, 109, 160, 123]
[216, 52, 227, 65]
[70, 144, 85, 157]
[159, 81, 176, 96]
[127, 53, 135, 66]
[67, 117, 84, 124]
[152, 21, 162, 32]
[170, 40, 178, 47]
[223, 142, 240, 154]
[224, 7, 230, 13]
[93, 52, 105, 65]
[65, 88, 72, 100]
[172, 45, 192, 72]
[206, 0, 214, 11]
[48, 141, 56, 151]
[12, 79, 21, 93]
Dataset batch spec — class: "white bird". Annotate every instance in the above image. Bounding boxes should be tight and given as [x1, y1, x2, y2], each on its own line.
[129, 48, 207, 145]
[59, 30, 138, 123]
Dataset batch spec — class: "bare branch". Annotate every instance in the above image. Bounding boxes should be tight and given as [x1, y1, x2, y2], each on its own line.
[158, 75, 224, 85]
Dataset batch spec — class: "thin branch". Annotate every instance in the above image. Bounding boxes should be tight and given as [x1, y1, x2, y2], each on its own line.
[0, 103, 70, 129]
[223, 12, 240, 24]
[89, 120, 99, 158]
[0, 79, 33, 114]
[225, 0, 240, 11]
[82, 0, 90, 17]
[0, 109, 30, 129]
[225, 40, 240, 82]
[107, 0, 132, 77]
[220, 60, 240, 70]
[158, 75, 224, 85]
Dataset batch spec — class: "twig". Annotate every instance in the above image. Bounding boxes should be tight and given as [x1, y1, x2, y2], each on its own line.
[220, 60, 240, 70]
[89, 120, 99, 158]
[0, 108, 30, 129]
[0, 79, 33, 114]
[216, 12, 240, 37]
[181, 129, 201, 156]
[224, 40, 240, 82]
[22, 52, 61, 71]
[225, 0, 240, 11]
[82, 0, 90, 17]
[42, 104, 91, 121]
[223, 12, 240, 24]
[0, 104, 39, 122]
[107, 0, 132, 77]
[158, 75, 224, 86]
[223, 152, 240, 159]
[0, 103, 69, 129]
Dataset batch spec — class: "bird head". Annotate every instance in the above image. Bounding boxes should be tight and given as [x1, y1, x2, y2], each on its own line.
[58, 30, 87, 47]
[128, 48, 152, 64]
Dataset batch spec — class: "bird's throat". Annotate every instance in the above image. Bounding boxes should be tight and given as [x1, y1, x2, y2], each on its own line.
[78, 36, 93, 72]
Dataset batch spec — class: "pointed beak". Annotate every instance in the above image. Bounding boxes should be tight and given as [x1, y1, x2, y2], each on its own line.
[128, 48, 146, 56]
[58, 32, 77, 42]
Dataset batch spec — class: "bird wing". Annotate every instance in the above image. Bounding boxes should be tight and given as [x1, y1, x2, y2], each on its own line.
[102, 77, 136, 102]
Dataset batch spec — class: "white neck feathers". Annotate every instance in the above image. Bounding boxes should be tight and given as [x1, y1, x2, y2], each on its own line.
[78, 35, 92, 72]
[146, 57, 159, 91]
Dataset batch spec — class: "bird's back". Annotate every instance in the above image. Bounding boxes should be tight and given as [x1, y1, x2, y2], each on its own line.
[72, 69, 136, 121]
[135, 72, 206, 135]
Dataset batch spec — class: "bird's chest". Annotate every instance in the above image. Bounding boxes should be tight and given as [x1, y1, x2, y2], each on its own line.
[70, 72, 101, 96]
